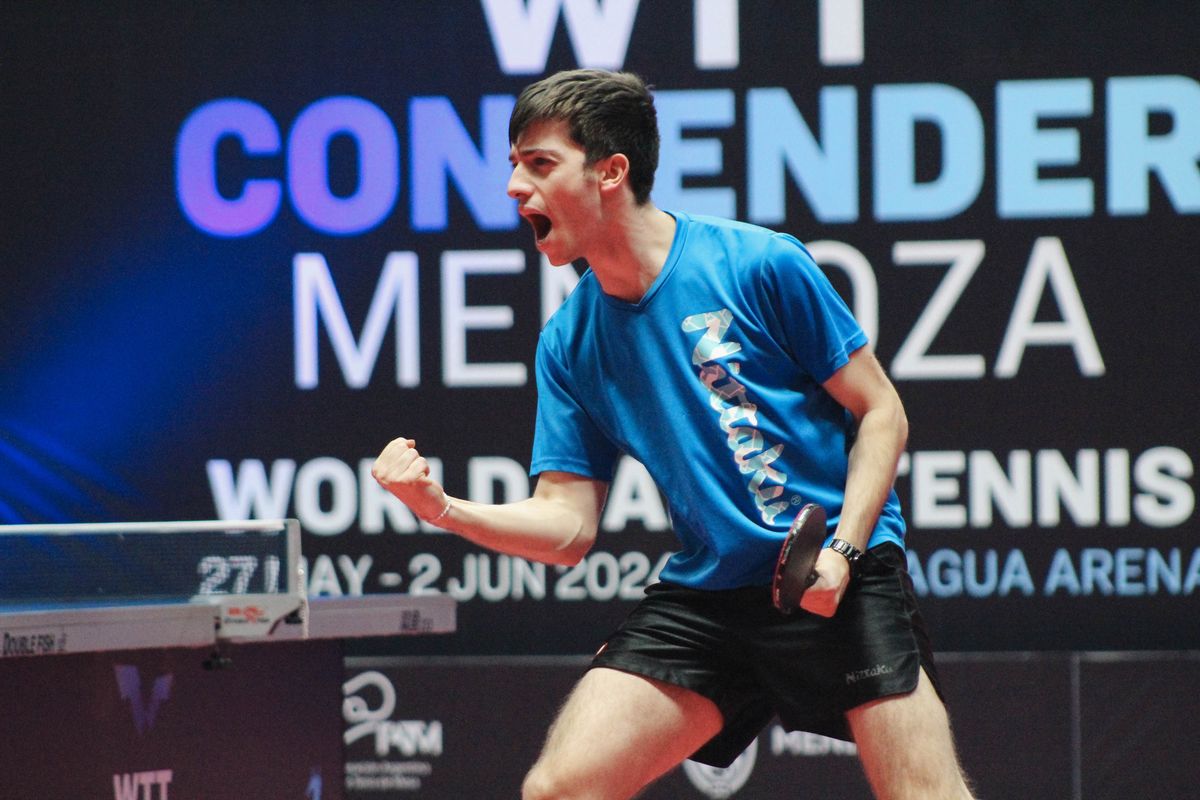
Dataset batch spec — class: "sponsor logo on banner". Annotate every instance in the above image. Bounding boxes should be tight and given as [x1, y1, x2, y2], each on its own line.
[1, 628, 66, 657]
[112, 770, 173, 800]
[111, 666, 177, 798]
[769, 726, 858, 757]
[112, 767, 174, 800]
[114, 665, 174, 735]
[223, 604, 270, 626]
[682, 739, 758, 799]
[306, 767, 323, 800]
[343, 670, 443, 793]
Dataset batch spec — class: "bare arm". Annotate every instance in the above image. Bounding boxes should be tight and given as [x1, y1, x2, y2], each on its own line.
[370, 438, 606, 566]
[801, 346, 908, 617]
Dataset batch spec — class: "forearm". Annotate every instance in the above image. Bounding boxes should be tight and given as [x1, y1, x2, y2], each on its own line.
[836, 400, 908, 550]
[372, 439, 603, 567]
[434, 493, 597, 566]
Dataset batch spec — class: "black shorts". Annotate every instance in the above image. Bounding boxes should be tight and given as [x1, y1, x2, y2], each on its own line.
[590, 543, 941, 768]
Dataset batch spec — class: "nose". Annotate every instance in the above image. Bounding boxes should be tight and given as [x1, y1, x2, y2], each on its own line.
[507, 164, 529, 201]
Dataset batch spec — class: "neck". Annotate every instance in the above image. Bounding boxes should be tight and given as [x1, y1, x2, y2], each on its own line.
[586, 202, 677, 303]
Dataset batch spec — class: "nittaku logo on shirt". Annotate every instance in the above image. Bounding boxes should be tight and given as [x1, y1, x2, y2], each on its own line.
[682, 308, 790, 525]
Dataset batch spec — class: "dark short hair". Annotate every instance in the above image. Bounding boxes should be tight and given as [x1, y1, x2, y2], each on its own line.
[509, 69, 659, 204]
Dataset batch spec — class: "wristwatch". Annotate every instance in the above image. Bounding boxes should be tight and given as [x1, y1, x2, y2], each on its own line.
[827, 538, 864, 565]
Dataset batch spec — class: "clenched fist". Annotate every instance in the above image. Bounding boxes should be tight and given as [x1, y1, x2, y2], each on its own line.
[371, 437, 449, 522]
[798, 548, 852, 618]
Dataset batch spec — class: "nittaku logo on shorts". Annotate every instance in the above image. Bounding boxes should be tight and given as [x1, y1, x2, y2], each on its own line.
[682, 739, 757, 799]
[845, 664, 894, 685]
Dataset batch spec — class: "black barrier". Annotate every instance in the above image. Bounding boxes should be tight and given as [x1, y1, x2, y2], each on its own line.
[342, 653, 1199, 799]
[0, 642, 344, 799]
[3, 648, 1193, 797]
[2, 2, 1197, 654]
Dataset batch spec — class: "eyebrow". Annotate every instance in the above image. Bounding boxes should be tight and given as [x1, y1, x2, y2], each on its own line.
[509, 146, 562, 164]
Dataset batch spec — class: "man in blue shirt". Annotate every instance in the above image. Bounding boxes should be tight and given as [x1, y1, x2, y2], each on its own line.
[374, 69, 974, 800]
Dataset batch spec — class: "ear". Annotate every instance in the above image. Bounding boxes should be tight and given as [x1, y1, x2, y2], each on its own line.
[595, 153, 631, 195]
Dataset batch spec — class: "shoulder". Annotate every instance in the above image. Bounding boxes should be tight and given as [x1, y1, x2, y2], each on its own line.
[678, 213, 817, 281]
[539, 267, 601, 353]
[682, 213, 783, 247]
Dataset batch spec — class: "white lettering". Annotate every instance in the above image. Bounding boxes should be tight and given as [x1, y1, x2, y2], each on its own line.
[207, 459, 295, 519]
[694, 0, 739, 69]
[338, 554, 374, 595]
[112, 770, 172, 800]
[1036, 449, 1100, 527]
[469, 456, 531, 504]
[911, 451, 966, 528]
[481, 0, 639, 74]
[1134, 446, 1195, 527]
[770, 725, 858, 756]
[891, 240, 986, 379]
[294, 251, 420, 389]
[995, 236, 1105, 377]
[211, 447, 1193, 537]
[817, 0, 864, 66]
[968, 450, 1033, 528]
[442, 249, 527, 387]
[378, 720, 444, 757]
[683, 309, 790, 523]
[295, 457, 359, 535]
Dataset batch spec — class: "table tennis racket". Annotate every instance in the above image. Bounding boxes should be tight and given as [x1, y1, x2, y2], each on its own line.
[771, 503, 827, 613]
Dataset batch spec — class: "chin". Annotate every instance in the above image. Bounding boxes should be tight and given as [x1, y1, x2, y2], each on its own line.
[538, 242, 575, 266]
[545, 253, 576, 267]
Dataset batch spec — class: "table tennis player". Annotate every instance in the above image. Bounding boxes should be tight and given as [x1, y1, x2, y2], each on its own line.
[374, 68, 974, 800]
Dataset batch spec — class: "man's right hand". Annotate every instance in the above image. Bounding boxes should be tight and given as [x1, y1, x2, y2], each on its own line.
[370, 437, 449, 522]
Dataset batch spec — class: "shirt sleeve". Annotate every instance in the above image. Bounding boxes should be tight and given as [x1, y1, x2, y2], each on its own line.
[529, 333, 620, 481]
[760, 233, 868, 382]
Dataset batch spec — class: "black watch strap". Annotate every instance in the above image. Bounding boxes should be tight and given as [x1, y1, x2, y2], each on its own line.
[827, 538, 864, 564]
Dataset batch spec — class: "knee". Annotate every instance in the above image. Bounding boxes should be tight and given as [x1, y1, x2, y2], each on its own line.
[522, 761, 607, 800]
[521, 763, 571, 800]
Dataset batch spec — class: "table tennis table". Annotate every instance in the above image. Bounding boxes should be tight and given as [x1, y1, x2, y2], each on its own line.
[0, 518, 455, 659]
[0, 519, 455, 799]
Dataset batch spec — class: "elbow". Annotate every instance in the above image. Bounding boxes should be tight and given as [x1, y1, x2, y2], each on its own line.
[878, 382, 909, 450]
[857, 393, 908, 460]
[894, 400, 909, 450]
[554, 523, 597, 566]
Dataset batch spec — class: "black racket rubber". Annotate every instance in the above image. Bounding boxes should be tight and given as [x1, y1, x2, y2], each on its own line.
[771, 503, 827, 613]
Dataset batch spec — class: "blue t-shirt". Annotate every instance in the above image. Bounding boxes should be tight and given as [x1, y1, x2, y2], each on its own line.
[531, 211, 905, 589]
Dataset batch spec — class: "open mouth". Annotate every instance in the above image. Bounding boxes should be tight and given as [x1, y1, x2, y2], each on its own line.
[524, 210, 553, 243]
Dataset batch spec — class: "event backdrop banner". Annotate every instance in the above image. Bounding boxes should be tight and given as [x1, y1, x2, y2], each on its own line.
[2, 2, 1197, 653]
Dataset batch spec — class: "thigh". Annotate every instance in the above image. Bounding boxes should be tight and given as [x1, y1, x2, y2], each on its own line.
[846, 667, 973, 800]
[526, 667, 724, 800]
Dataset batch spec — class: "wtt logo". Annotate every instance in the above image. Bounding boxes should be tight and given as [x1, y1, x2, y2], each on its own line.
[480, 0, 865, 73]
[113, 665, 174, 735]
[306, 767, 323, 800]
